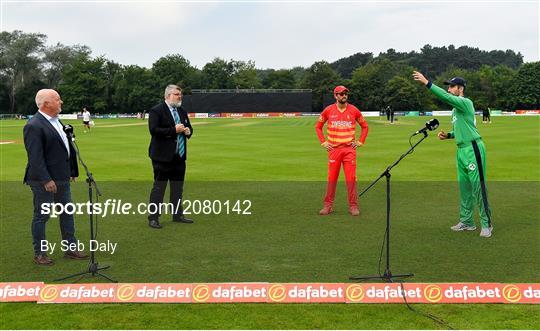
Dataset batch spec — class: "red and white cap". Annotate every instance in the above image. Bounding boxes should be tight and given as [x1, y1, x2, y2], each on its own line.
[333, 85, 349, 95]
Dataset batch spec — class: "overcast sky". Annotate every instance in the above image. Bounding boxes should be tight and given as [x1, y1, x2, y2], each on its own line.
[1, 0, 538, 69]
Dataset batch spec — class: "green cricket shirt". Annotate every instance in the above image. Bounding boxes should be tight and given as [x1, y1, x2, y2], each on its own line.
[428, 83, 482, 147]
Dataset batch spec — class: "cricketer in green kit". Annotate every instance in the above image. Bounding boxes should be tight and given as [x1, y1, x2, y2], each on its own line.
[412, 71, 493, 238]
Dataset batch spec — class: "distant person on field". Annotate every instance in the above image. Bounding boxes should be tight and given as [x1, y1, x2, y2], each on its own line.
[147, 85, 194, 229]
[385, 105, 395, 123]
[483, 107, 492, 124]
[413, 72, 493, 238]
[315, 85, 369, 216]
[82, 107, 91, 132]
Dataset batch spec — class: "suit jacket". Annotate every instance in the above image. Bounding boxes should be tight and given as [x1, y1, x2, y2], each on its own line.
[23, 112, 79, 185]
[148, 102, 193, 162]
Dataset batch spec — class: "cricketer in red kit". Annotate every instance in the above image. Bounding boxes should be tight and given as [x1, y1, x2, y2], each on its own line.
[315, 86, 369, 216]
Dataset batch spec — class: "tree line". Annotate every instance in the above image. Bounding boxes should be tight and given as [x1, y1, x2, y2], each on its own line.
[1, 30, 538, 114]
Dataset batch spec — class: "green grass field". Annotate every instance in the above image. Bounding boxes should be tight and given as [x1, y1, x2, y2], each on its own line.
[0, 116, 539, 329]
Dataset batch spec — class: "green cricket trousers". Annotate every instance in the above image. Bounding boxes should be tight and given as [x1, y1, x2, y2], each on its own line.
[456, 139, 492, 229]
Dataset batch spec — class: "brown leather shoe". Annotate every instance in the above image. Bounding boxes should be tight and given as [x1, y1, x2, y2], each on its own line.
[64, 250, 89, 260]
[33, 254, 54, 266]
[349, 206, 360, 216]
[319, 205, 333, 215]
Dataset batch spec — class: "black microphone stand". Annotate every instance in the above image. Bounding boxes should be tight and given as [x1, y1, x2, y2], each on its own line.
[55, 131, 116, 283]
[350, 130, 429, 283]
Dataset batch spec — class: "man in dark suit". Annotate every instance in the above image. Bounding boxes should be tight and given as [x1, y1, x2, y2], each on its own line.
[147, 85, 194, 229]
[385, 105, 395, 123]
[23, 89, 88, 265]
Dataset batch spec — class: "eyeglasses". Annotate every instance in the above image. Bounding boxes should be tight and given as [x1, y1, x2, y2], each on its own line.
[337, 92, 348, 96]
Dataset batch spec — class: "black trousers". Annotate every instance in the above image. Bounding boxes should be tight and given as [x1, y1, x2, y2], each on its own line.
[148, 155, 186, 221]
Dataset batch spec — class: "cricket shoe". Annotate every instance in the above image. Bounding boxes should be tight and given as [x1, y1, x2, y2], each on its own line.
[349, 206, 360, 216]
[319, 205, 333, 215]
[479, 227, 493, 238]
[450, 222, 477, 231]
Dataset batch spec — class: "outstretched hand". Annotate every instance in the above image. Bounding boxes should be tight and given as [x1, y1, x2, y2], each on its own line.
[412, 71, 429, 85]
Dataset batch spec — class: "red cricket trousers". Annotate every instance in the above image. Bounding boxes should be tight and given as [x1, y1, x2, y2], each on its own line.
[324, 146, 358, 207]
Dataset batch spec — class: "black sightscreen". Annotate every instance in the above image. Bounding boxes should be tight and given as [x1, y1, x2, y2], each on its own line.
[182, 92, 312, 113]
[323, 93, 335, 108]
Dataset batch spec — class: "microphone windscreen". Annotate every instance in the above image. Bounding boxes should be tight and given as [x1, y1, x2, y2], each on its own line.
[63, 124, 74, 138]
[427, 119, 439, 131]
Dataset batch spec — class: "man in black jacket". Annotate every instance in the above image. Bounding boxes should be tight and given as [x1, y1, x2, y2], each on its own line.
[147, 85, 194, 229]
[385, 105, 394, 123]
[23, 89, 88, 265]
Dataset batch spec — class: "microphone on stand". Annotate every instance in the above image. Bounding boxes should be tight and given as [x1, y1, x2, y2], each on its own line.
[413, 118, 439, 135]
[63, 124, 75, 141]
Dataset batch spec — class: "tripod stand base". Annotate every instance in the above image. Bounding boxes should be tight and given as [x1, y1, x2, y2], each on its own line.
[54, 263, 117, 283]
[350, 271, 414, 283]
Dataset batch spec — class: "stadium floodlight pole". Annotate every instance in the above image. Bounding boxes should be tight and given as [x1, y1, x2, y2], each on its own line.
[54, 126, 116, 283]
[350, 130, 430, 283]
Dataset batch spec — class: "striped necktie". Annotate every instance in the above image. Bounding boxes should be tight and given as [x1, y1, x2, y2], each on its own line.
[172, 108, 185, 157]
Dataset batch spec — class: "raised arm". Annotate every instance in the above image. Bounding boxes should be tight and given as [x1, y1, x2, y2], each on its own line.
[412, 71, 468, 112]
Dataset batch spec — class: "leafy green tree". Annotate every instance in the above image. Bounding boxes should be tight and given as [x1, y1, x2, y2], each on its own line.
[112, 65, 159, 113]
[152, 54, 199, 90]
[201, 58, 235, 89]
[407, 44, 523, 78]
[256, 68, 273, 88]
[0, 30, 46, 113]
[300, 61, 341, 111]
[431, 66, 516, 111]
[509, 62, 540, 109]
[232, 60, 262, 89]
[58, 55, 109, 113]
[350, 58, 408, 111]
[490, 65, 517, 110]
[0, 30, 532, 114]
[103, 60, 121, 112]
[43, 43, 90, 88]
[330, 52, 373, 79]
[13, 79, 47, 115]
[262, 69, 297, 89]
[465, 65, 516, 110]
[384, 76, 422, 112]
[290, 66, 306, 88]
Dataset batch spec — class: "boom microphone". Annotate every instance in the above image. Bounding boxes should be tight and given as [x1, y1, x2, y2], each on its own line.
[413, 118, 439, 136]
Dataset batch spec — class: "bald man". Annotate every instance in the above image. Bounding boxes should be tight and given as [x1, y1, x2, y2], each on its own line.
[23, 89, 88, 265]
